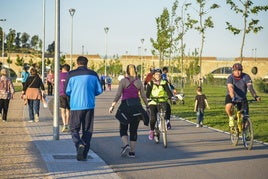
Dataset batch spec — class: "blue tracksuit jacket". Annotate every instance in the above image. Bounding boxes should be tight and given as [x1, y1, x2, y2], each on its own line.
[65, 66, 103, 110]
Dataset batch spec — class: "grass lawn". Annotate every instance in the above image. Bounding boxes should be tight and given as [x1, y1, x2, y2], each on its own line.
[171, 84, 268, 143]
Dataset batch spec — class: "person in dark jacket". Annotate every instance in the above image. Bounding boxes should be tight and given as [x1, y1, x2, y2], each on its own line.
[21, 68, 45, 122]
[65, 56, 102, 161]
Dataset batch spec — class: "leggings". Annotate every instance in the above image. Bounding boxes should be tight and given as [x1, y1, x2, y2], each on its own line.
[120, 118, 140, 141]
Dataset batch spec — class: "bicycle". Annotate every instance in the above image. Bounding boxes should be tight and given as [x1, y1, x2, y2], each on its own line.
[230, 99, 256, 150]
[150, 97, 177, 148]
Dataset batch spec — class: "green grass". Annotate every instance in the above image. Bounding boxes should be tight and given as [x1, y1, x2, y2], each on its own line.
[171, 84, 268, 143]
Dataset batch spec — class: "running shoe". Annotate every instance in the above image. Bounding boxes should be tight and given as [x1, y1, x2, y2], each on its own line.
[121, 144, 130, 157]
[128, 152, 135, 158]
[77, 144, 86, 161]
[148, 130, 154, 140]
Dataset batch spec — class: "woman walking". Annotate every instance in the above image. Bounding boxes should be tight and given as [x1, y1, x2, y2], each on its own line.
[109, 64, 149, 158]
[0, 69, 15, 122]
[21, 68, 45, 122]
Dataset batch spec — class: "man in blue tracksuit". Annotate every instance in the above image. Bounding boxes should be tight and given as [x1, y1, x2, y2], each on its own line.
[65, 56, 103, 161]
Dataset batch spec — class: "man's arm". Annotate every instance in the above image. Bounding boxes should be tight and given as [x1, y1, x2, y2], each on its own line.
[227, 83, 235, 99]
[247, 83, 261, 101]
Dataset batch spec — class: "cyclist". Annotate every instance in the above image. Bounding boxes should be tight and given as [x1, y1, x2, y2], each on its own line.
[225, 63, 261, 128]
[161, 66, 173, 129]
[146, 68, 174, 140]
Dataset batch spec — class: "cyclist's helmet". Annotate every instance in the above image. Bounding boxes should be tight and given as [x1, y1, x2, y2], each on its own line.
[232, 63, 243, 71]
[153, 68, 162, 74]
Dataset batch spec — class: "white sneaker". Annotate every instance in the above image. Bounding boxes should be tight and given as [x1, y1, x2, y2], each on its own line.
[34, 114, 39, 122]
[196, 124, 200, 128]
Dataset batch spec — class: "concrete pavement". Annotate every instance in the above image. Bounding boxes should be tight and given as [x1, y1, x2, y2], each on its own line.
[24, 95, 120, 179]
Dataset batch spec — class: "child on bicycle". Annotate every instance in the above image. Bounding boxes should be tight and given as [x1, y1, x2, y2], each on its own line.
[194, 86, 210, 127]
[146, 68, 174, 140]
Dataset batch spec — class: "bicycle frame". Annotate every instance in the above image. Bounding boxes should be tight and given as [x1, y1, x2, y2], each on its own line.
[230, 99, 254, 150]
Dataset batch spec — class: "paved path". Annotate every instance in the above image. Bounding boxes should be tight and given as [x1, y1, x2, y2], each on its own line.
[1, 88, 268, 179]
[0, 92, 119, 179]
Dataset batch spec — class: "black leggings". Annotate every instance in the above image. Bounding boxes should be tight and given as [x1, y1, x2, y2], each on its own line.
[149, 102, 170, 131]
[120, 118, 140, 141]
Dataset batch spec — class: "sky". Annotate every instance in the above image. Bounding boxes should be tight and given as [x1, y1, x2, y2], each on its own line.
[1, 0, 268, 58]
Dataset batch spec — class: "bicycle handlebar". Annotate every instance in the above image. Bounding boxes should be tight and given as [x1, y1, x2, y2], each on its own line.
[232, 98, 258, 104]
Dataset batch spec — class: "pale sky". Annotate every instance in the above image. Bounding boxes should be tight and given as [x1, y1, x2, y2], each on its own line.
[1, 0, 268, 58]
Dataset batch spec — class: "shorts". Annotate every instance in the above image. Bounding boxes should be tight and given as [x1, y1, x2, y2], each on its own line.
[225, 95, 248, 114]
[225, 95, 232, 104]
[60, 95, 70, 109]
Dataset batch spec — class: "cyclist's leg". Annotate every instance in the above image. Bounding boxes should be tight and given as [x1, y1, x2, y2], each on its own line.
[165, 102, 172, 129]
[225, 95, 234, 127]
[149, 105, 158, 140]
[241, 100, 249, 120]
[149, 105, 158, 130]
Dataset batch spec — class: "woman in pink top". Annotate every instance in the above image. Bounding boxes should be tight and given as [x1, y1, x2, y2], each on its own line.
[109, 64, 149, 158]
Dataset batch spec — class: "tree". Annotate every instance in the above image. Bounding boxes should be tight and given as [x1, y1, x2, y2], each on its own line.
[21, 32, 30, 48]
[226, 0, 268, 63]
[47, 41, 55, 54]
[14, 32, 21, 50]
[6, 56, 12, 67]
[171, 0, 197, 90]
[31, 35, 40, 50]
[192, 0, 219, 85]
[15, 55, 24, 67]
[6, 28, 16, 52]
[0, 27, 3, 51]
[150, 8, 173, 67]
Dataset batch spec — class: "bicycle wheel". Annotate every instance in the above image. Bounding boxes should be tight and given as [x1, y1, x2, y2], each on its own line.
[242, 118, 254, 150]
[230, 126, 239, 146]
[161, 117, 167, 148]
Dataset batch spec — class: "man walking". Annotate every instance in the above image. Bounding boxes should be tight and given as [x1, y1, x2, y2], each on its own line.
[65, 56, 103, 161]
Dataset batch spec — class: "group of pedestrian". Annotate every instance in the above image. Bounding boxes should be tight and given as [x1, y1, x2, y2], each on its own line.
[1, 58, 261, 163]
[100, 74, 113, 91]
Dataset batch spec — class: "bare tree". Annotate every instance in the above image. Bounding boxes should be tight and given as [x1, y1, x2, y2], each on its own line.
[192, 0, 219, 85]
[226, 0, 268, 63]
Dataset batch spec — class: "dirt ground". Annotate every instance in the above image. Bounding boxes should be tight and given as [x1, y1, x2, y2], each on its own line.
[0, 93, 51, 179]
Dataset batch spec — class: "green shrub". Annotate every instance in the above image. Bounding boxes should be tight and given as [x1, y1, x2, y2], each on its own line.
[255, 79, 268, 93]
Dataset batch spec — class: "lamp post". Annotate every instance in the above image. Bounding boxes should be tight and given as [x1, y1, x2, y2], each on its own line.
[0, 19, 6, 64]
[82, 45, 84, 55]
[140, 38, 144, 80]
[104, 27, 109, 77]
[138, 46, 141, 77]
[69, 8, 75, 70]
[41, 0, 46, 83]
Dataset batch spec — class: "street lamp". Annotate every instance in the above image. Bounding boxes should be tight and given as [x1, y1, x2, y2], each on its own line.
[69, 8, 75, 70]
[41, 0, 46, 83]
[104, 27, 109, 77]
[140, 38, 144, 80]
[0, 19, 6, 64]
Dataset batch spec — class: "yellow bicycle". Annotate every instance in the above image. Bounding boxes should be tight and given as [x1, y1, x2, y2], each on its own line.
[230, 99, 255, 150]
